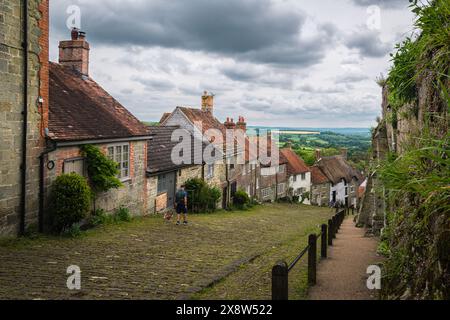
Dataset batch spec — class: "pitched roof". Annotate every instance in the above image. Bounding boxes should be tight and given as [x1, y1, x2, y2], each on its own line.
[310, 166, 330, 184]
[146, 125, 220, 175]
[162, 107, 227, 135]
[316, 155, 362, 185]
[280, 148, 310, 175]
[159, 112, 171, 124]
[49, 62, 149, 142]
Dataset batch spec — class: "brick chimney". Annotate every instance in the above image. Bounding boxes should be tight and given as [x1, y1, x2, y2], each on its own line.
[224, 117, 236, 130]
[201, 91, 214, 114]
[59, 28, 90, 76]
[236, 116, 247, 132]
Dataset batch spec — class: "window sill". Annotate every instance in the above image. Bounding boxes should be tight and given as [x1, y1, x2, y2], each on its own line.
[121, 178, 132, 184]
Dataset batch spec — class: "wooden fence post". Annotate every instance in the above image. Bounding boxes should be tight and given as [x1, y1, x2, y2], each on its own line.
[332, 216, 337, 238]
[272, 261, 288, 300]
[328, 219, 333, 246]
[308, 234, 317, 286]
[321, 224, 327, 258]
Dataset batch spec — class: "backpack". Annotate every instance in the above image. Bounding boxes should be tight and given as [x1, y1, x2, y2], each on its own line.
[175, 190, 186, 203]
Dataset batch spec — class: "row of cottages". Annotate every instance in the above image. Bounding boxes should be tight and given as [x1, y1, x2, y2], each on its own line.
[310, 150, 363, 208]
[158, 95, 291, 209]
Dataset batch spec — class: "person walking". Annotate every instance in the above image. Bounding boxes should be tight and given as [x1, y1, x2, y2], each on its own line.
[174, 185, 188, 225]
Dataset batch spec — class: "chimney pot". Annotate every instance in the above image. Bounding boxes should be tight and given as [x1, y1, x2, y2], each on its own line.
[71, 28, 79, 40]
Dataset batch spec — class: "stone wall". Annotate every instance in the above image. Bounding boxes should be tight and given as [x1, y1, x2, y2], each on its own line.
[311, 183, 330, 206]
[0, 0, 47, 237]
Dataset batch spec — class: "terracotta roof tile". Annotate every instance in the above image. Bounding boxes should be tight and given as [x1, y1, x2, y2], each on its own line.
[49, 62, 149, 142]
[280, 148, 310, 175]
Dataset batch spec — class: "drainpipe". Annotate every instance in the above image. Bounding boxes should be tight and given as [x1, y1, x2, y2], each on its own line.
[19, 0, 29, 236]
[39, 140, 57, 233]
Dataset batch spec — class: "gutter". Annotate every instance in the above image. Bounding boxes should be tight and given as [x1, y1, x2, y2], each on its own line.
[19, 0, 29, 236]
[38, 140, 57, 233]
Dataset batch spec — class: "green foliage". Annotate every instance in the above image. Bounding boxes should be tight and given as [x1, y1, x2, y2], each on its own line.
[233, 189, 250, 209]
[64, 225, 82, 238]
[387, 0, 450, 111]
[378, 134, 450, 299]
[49, 173, 92, 233]
[88, 209, 110, 226]
[115, 207, 132, 222]
[185, 178, 221, 213]
[80, 145, 123, 193]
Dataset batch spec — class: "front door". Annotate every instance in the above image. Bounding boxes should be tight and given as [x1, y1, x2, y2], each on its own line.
[157, 172, 176, 207]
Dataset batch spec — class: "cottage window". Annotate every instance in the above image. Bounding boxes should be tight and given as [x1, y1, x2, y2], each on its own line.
[293, 175, 297, 182]
[278, 183, 286, 194]
[107, 143, 130, 180]
[261, 188, 272, 199]
[301, 173, 306, 181]
[278, 165, 285, 173]
[63, 158, 85, 176]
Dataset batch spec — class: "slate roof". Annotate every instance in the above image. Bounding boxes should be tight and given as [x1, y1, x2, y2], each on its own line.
[49, 62, 150, 142]
[146, 126, 221, 175]
[316, 155, 362, 185]
[280, 148, 310, 175]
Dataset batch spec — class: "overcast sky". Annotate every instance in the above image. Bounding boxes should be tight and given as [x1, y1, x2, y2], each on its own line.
[49, 0, 415, 128]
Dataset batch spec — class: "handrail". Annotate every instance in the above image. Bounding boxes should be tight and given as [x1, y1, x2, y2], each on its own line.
[288, 246, 309, 271]
[272, 208, 347, 300]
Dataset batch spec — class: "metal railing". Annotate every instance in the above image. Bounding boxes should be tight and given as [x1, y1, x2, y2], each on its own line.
[271, 208, 348, 300]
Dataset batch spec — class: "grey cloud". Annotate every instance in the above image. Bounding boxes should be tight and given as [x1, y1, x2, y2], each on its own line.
[351, 0, 409, 9]
[345, 28, 392, 58]
[51, 0, 336, 67]
[335, 73, 370, 83]
[131, 76, 176, 92]
[220, 64, 293, 89]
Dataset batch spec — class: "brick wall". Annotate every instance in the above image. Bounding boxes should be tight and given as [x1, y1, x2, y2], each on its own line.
[43, 141, 149, 226]
[0, 0, 47, 237]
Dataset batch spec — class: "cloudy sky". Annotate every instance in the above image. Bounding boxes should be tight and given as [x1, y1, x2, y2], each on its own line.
[49, 0, 415, 128]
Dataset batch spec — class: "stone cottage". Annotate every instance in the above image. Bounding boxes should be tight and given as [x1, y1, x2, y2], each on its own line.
[310, 166, 331, 206]
[41, 30, 152, 227]
[146, 125, 223, 212]
[314, 150, 362, 208]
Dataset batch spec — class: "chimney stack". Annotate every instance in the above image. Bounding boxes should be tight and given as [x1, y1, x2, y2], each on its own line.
[236, 116, 247, 133]
[315, 149, 322, 161]
[201, 91, 214, 114]
[224, 117, 236, 130]
[59, 28, 90, 76]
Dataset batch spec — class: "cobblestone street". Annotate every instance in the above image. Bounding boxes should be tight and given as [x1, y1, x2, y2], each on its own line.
[0, 204, 333, 300]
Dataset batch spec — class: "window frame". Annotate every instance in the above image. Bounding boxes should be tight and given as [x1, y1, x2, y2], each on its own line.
[107, 142, 131, 181]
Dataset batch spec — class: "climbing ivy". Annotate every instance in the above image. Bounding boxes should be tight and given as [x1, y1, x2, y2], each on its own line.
[80, 144, 123, 193]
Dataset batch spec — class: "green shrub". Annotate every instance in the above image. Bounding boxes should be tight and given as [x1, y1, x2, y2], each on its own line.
[185, 178, 221, 213]
[115, 207, 132, 222]
[49, 173, 92, 233]
[64, 225, 82, 238]
[89, 209, 109, 226]
[233, 189, 250, 209]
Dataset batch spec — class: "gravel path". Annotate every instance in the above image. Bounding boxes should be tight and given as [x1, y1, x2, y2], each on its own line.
[308, 217, 382, 300]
